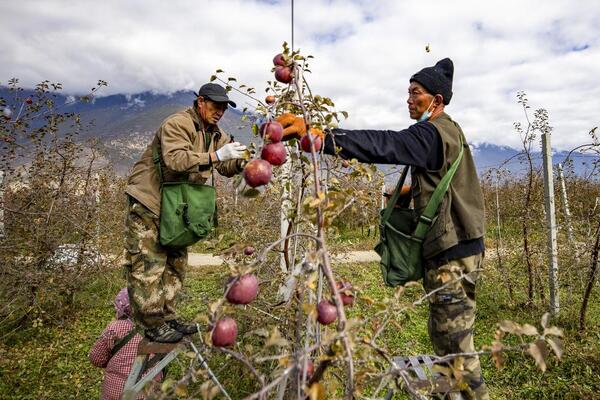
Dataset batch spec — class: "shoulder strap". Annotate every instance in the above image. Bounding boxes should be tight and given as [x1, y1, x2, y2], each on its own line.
[110, 326, 138, 357]
[381, 165, 410, 224]
[152, 115, 211, 185]
[152, 141, 163, 184]
[413, 135, 464, 240]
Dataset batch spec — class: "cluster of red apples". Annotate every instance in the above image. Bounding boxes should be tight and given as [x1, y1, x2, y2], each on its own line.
[241, 53, 323, 189]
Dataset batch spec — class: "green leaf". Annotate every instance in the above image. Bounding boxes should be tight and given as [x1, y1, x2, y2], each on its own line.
[228, 77, 237, 82]
[241, 188, 261, 198]
[215, 69, 224, 73]
[209, 75, 217, 82]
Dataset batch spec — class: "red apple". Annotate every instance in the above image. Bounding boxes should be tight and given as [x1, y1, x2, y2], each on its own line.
[226, 274, 259, 305]
[243, 159, 272, 188]
[265, 95, 276, 105]
[212, 317, 238, 347]
[261, 142, 287, 166]
[243, 246, 255, 256]
[273, 53, 286, 67]
[303, 360, 314, 378]
[260, 121, 283, 143]
[336, 281, 354, 306]
[25, 98, 33, 105]
[300, 132, 322, 153]
[275, 66, 293, 84]
[317, 300, 337, 325]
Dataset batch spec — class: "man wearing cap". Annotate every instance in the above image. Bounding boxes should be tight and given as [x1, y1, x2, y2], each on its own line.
[124, 83, 247, 343]
[277, 59, 488, 399]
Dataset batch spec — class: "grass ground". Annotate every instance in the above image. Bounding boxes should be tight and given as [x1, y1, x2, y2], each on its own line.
[1, 254, 598, 399]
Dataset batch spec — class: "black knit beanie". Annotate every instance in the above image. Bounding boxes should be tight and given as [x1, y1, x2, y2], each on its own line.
[409, 58, 454, 105]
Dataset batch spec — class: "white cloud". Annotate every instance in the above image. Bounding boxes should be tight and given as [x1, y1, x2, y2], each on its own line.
[1, 0, 599, 150]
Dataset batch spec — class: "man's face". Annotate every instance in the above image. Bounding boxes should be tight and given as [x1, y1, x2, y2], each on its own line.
[198, 98, 228, 125]
[407, 82, 435, 120]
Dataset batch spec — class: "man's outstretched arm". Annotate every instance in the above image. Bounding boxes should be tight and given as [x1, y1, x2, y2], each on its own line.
[324, 122, 443, 170]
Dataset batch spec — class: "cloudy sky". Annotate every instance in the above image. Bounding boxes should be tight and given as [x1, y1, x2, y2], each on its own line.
[1, 0, 599, 150]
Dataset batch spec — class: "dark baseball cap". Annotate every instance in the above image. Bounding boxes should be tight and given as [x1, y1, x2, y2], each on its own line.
[196, 83, 236, 108]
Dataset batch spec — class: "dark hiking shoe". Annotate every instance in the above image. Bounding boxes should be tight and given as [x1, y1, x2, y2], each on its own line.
[145, 323, 184, 343]
[166, 319, 198, 335]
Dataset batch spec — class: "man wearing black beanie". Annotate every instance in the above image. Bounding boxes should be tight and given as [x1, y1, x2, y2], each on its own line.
[277, 58, 488, 399]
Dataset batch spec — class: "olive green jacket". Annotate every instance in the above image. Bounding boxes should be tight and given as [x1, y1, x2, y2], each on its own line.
[413, 113, 485, 258]
[125, 107, 243, 216]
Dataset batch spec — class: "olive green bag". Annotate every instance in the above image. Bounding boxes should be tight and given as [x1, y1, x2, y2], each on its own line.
[152, 131, 216, 248]
[375, 141, 463, 287]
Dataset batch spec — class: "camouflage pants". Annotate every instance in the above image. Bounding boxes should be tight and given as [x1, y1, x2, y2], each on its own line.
[423, 254, 489, 400]
[123, 197, 188, 329]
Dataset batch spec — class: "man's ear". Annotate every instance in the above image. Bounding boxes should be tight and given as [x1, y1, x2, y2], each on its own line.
[434, 94, 444, 107]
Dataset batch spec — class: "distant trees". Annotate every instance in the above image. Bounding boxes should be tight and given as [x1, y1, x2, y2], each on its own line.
[0, 79, 125, 334]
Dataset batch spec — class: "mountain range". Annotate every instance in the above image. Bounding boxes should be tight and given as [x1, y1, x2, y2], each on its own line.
[2, 88, 597, 180]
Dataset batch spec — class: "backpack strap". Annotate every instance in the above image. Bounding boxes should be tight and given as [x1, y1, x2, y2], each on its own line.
[381, 165, 410, 224]
[110, 326, 138, 357]
[413, 136, 464, 240]
[152, 115, 213, 185]
[152, 141, 163, 185]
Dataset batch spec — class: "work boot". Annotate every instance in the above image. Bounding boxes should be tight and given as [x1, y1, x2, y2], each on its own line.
[166, 319, 198, 335]
[144, 323, 184, 343]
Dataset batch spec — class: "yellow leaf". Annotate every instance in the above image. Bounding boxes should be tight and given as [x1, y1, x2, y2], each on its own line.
[308, 198, 323, 208]
[361, 295, 375, 304]
[499, 320, 520, 333]
[527, 339, 548, 372]
[306, 382, 326, 400]
[174, 383, 188, 397]
[541, 312, 550, 329]
[544, 326, 564, 337]
[517, 323, 539, 336]
[438, 271, 452, 283]
[546, 337, 563, 359]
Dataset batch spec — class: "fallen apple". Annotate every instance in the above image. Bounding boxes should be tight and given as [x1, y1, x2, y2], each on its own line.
[336, 281, 354, 306]
[275, 66, 293, 84]
[300, 132, 322, 153]
[243, 246, 255, 256]
[243, 159, 272, 188]
[317, 300, 337, 325]
[303, 359, 314, 378]
[260, 121, 283, 143]
[211, 317, 238, 347]
[261, 142, 287, 166]
[226, 274, 259, 305]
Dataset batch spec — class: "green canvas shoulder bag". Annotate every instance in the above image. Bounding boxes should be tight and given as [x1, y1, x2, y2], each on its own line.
[374, 138, 464, 287]
[153, 127, 216, 248]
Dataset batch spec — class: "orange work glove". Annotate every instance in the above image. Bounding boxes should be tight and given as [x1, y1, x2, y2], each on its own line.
[307, 127, 325, 140]
[275, 113, 307, 140]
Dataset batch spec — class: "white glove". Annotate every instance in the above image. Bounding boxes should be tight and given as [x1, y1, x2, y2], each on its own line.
[215, 142, 247, 162]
